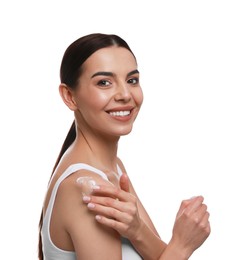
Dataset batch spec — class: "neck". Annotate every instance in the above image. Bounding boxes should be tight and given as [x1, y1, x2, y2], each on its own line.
[73, 126, 120, 171]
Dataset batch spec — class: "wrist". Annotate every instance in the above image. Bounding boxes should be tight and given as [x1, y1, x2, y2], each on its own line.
[130, 219, 145, 243]
[130, 219, 166, 260]
[165, 238, 191, 260]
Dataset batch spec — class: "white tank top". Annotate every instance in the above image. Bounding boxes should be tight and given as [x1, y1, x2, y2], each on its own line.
[41, 163, 142, 260]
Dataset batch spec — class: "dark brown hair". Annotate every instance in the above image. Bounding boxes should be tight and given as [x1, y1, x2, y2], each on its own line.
[38, 33, 135, 259]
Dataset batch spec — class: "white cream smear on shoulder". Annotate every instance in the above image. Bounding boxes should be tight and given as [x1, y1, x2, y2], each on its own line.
[76, 176, 98, 196]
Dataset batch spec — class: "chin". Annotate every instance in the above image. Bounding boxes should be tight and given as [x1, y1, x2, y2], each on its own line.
[114, 127, 133, 137]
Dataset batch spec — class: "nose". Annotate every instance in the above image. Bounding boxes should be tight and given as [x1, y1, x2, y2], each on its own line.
[114, 83, 131, 103]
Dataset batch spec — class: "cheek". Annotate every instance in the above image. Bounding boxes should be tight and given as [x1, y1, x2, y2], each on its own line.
[134, 88, 144, 107]
[95, 91, 111, 104]
[78, 89, 110, 110]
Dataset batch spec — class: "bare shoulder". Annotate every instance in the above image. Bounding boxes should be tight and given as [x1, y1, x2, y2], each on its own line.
[56, 168, 115, 224]
[54, 169, 122, 259]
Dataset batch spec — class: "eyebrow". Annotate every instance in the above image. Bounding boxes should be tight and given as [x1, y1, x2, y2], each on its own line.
[91, 69, 139, 78]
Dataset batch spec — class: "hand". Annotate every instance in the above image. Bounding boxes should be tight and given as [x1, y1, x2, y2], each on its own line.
[82, 173, 142, 240]
[169, 196, 211, 258]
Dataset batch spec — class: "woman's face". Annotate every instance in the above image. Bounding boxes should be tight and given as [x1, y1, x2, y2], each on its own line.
[73, 46, 143, 137]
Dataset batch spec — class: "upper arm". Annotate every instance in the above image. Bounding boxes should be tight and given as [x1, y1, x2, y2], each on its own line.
[57, 171, 122, 260]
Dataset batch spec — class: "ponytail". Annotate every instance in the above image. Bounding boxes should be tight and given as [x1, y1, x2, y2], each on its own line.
[38, 121, 76, 260]
[51, 121, 76, 174]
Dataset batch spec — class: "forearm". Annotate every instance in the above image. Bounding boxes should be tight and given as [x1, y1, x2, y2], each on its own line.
[130, 220, 166, 260]
[158, 238, 191, 260]
[130, 222, 192, 260]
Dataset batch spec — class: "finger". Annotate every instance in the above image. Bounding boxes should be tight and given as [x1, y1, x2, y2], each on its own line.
[177, 196, 199, 217]
[184, 196, 204, 215]
[186, 203, 208, 228]
[199, 211, 211, 235]
[83, 193, 136, 212]
[87, 195, 136, 214]
[87, 202, 133, 223]
[120, 173, 130, 192]
[95, 214, 128, 233]
[84, 195, 119, 206]
[92, 185, 133, 202]
[194, 203, 208, 220]
[205, 216, 211, 235]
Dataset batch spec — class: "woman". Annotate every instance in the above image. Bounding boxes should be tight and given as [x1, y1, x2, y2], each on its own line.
[38, 33, 210, 260]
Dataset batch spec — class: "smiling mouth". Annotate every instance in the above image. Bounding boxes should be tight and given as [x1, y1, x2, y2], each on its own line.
[109, 111, 131, 117]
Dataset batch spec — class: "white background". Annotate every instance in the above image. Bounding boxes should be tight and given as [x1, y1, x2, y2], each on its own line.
[0, 0, 246, 259]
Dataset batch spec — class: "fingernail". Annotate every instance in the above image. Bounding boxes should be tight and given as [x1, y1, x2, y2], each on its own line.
[95, 215, 101, 220]
[82, 196, 91, 202]
[87, 203, 95, 209]
[92, 185, 100, 190]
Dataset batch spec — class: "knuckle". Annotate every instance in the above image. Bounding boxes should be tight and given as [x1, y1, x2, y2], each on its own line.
[206, 224, 211, 235]
[109, 208, 117, 217]
[193, 216, 200, 224]
[109, 220, 117, 228]
[112, 186, 121, 197]
[122, 224, 129, 233]
[126, 214, 133, 224]
[183, 210, 190, 219]
[202, 204, 208, 211]
[129, 205, 137, 216]
[104, 197, 113, 206]
[132, 196, 138, 204]
[199, 222, 206, 229]
[123, 213, 132, 225]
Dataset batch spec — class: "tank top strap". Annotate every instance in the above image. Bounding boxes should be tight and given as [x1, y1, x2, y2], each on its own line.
[117, 164, 123, 177]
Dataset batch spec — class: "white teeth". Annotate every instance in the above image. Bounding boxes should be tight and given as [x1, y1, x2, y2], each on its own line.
[109, 111, 130, 117]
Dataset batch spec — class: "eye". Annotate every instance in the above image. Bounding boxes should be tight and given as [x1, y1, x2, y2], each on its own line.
[97, 79, 111, 87]
[127, 77, 139, 85]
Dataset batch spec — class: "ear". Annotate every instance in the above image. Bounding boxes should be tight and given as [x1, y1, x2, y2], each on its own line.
[59, 83, 77, 111]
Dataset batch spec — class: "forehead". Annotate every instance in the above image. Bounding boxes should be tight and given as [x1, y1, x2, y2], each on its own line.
[82, 46, 137, 74]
